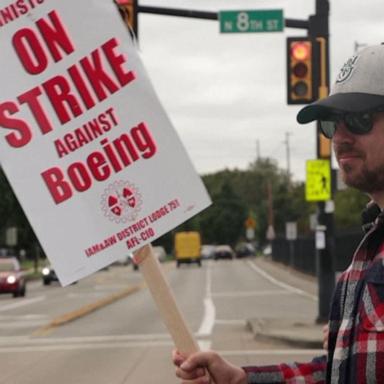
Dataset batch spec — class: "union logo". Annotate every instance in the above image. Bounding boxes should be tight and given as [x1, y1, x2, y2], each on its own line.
[101, 180, 142, 223]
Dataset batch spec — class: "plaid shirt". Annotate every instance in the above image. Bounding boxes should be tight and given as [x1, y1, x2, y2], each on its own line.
[243, 209, 384, 383]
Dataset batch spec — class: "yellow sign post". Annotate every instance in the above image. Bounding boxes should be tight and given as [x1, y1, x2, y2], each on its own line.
[305, 159, 331, 201]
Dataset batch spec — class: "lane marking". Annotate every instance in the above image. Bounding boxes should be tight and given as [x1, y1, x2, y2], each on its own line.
[0, 314, 48, 320]
[197, 261, 215, 337]
[0, 320, 48, 329]
[0, 339, 324, 355]
[215, 319, 246, 326]
[0, 340, 175, 353]
[212, 289, 291, 298]
[32, 283, 145, 336]
[0, 332, 214, 352]
[0, 296, 46, 312]
[0, 333, 172, 346]
[247, 260, 317, 301]
[220, 349, 324, 356]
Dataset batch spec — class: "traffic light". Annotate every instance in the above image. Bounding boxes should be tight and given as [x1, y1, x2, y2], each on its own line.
[115, 0, 138, 39]
[287, 37, 318, 104]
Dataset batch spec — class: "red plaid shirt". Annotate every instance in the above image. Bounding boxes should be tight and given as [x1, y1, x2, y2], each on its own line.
[243, 212, 384, 383]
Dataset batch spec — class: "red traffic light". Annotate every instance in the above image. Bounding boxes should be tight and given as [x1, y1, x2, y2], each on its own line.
[291, 42, 311, 61]
[287, 38, 317, 105]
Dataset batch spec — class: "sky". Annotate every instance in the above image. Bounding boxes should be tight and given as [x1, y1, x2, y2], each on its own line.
[135, 0, 384, 182]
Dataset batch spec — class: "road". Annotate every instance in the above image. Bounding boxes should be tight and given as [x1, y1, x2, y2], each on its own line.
[0, 258, 323, 383]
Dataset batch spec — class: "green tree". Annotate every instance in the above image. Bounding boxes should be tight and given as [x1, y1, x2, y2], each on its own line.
[0, 168, 39, 255]
[199, 181, 247, 246]
[334, 188, 369, 228]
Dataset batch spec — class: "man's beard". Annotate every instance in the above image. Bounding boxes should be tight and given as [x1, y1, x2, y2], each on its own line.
[335, 142, 384, 193]
[342, 163, 384, 193]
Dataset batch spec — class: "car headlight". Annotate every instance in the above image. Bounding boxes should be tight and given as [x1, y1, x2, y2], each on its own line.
[6, 275, 16, 284]
[42, 267, 50, 276]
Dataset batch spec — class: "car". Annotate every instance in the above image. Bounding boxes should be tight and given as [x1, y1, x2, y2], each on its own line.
[214, 245, 235, 260]
[201, 245, 215, 259]
[0, 257, 26, 297]
[114, 255, 132, 266]
[262, 244, 272, 256]
[41, 264, 59, 285]
[235, 242, 255, 258]
[174, 232, 202, 267]
[152, 246, 167, 263]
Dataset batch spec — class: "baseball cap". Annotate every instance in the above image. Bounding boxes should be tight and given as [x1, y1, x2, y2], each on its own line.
[297, 44, 384, 124]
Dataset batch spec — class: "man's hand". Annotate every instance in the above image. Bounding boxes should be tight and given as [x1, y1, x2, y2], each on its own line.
[172, 350, 247, 384]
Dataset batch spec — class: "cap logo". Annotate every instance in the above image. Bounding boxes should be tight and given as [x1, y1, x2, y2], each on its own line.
[336, 55, 359, 84]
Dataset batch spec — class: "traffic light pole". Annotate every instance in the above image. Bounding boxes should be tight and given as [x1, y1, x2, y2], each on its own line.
[309, 0, 334, 323]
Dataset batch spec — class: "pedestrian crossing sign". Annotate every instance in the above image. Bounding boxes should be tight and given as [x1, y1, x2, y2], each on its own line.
[305, 159, 331, 201]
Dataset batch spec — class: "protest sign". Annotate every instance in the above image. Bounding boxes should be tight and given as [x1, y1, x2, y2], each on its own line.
[0, 0, 211, 286]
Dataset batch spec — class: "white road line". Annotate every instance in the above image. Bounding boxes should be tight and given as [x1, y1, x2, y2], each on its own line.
[0, 333, 219, 352]
[220, 349, 324, 356]
[0, 341, 324, 355]
[0, 320, 48, 328]
[247, 260, 317, 301]
[212, 289, 291, 298]
[0, 314, 48, 320]
[0, 340, 175, 353]
[215, 319, 246, 326]
[0, 296, 46, 312]
[197, 261, 215, 338]
[0, 333, 172, 346]
[198, 340, 212, 351]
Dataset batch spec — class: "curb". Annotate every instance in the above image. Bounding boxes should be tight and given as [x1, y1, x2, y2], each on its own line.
[246, 318, 324, 349]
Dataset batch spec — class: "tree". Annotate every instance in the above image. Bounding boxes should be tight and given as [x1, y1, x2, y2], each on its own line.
[0, 168, 39, 255]
[199, 181, 247, 246]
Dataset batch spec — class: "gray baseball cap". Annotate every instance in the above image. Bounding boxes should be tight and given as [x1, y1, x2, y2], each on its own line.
[297, 44, 384, 124]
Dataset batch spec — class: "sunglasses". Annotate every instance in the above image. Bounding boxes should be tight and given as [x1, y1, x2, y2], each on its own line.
[320, 111, 377, 139]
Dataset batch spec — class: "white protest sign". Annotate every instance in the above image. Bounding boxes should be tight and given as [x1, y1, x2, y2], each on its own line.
[0, 0, 211, 286]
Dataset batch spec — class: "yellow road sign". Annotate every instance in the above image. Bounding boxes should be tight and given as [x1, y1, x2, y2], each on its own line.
[305, 159, 331, 201]
[245, 216, 256, 229]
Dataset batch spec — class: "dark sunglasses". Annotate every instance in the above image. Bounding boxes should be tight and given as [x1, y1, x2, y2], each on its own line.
[320, 111, 377, 139]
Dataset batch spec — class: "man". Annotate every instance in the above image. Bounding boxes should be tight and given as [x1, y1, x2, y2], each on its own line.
[173, 44, 384, 383]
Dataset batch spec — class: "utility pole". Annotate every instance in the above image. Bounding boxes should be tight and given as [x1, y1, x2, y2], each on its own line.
[266, 181, 276, 242]
[284, 132, 292, 180]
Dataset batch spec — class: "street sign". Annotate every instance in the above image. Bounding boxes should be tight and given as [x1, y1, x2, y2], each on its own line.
[219, 10, 284, 34]
[245, 216, 256, 229]
[305, 159, 331, 202]
[286, 222, 297, 240]
[6, 227, 17, 247]
[246, 228, 255, 240]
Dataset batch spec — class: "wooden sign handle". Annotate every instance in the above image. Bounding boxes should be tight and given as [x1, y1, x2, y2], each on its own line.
[133, 244, 199, 355]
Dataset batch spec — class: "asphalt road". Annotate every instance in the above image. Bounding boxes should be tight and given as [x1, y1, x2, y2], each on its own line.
[0, 258, 323, 384]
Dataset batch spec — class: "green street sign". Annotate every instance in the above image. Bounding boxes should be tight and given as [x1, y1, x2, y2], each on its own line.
[305, 159, 331, 202]
[219, 9, 284, 33]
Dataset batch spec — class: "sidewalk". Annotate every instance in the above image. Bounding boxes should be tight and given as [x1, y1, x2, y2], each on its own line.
[246, 256, 325, 350]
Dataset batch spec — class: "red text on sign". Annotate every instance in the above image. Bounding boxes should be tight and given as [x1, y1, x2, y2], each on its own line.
[0, 11, 135, 148]
[41, 122, 157, 204]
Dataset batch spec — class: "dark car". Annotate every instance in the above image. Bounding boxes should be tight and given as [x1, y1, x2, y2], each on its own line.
[235, 243, 255, 258]
[41, 264, 59, 285]
[214, 245, 235, 260]
[0, 257, 26, 297]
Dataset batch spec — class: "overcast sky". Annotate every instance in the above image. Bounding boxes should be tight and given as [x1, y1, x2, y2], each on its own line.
[135, 0, 383, 181]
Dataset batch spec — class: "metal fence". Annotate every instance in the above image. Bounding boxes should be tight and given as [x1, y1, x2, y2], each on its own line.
[271, 229, 364, 276]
